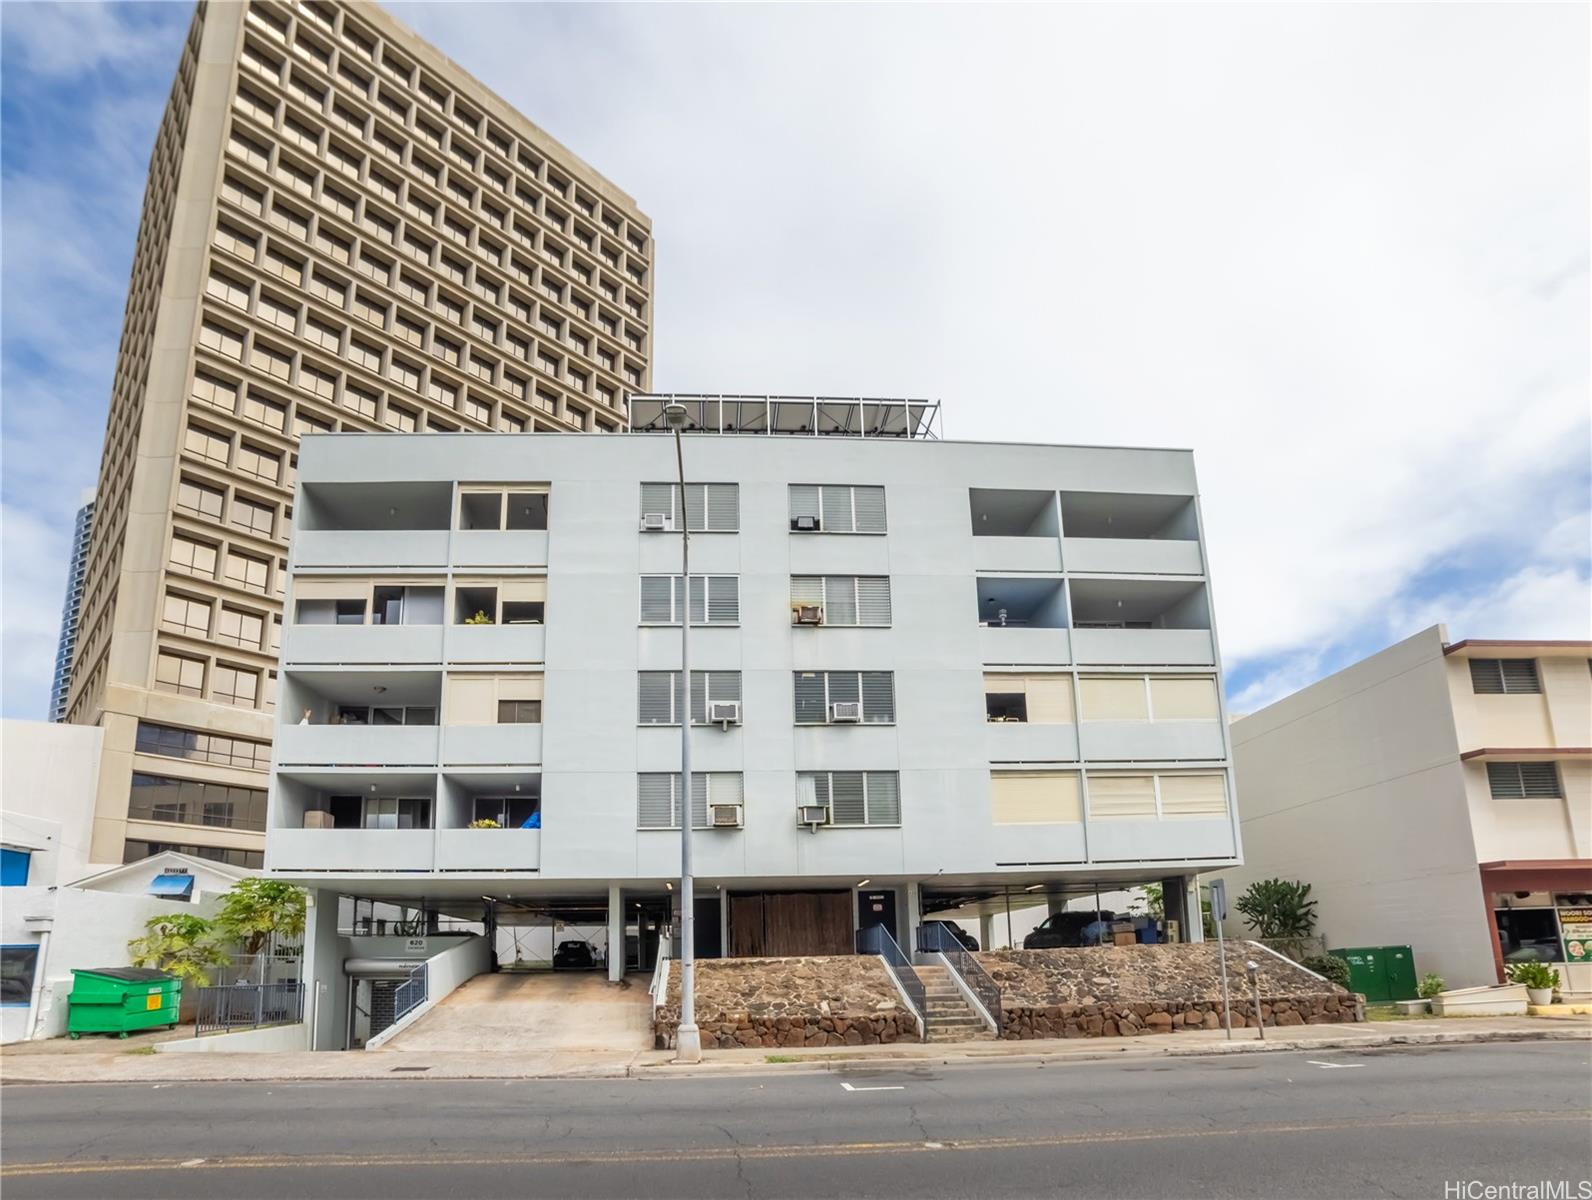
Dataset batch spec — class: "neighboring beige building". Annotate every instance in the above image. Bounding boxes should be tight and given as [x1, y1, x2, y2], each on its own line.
[63, 0, 652, 868]
[1222, 626, 1591, 994]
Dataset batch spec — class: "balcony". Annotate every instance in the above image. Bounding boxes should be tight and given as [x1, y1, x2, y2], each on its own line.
[1063, 537, 1202, 576]
[1078, 720, 1226, 762]
[975, 576, 1071, 665]
[440, 724, 543, 767]
[434, 828, 541, 871]
[451, 530, 549, 570]
[284, 624, 444, 666]
[1070, 629, 1213, 666]
[1069, 578, 1213, 665]
[973, 537, 1062, 574]
[275, 724, 439, 768]
[293, 529, 449, 569]
[970, 489, 1062, 573]
[979, 626, 1072, 666]
[443, 623, 546, 664]
[267, 828, 434, 872]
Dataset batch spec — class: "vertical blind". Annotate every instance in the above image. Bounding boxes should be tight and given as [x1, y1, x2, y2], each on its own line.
[637, 772, 744, 828]
[637, 671, 742, 724]
[789, 484, 887, 533]
[793, 671, 896, 722]
[799, 771, 901, 825]
[640, 482, 739, 532]
[639, 575, 740, 624]
[789, 576, 892, 626]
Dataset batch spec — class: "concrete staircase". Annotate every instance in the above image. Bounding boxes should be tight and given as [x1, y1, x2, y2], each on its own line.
[917, 964, 995, 1043]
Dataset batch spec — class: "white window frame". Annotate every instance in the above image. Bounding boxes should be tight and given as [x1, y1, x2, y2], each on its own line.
[1078, 674, 1221, 722]
[792, 671, 895, 724]
[788, 484, 887, 534]
[637, 670, 743, 726]
[639, 482, 739, 532]
[639, 575, 739, 626]
[797, 770, 901, 827]
[636, 771, 743, 830]
[789, 576, 891, 627]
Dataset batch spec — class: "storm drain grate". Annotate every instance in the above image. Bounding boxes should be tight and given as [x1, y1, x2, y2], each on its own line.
[390, 1065, 432, 1072]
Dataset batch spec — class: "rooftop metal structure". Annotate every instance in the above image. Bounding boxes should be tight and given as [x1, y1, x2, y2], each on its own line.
[628, 394, 941, 439]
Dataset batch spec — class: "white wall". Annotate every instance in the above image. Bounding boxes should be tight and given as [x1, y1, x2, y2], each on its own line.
[1219, 626, 1501, 988]
[362, 934, 492, 1049]
[1, 720, 106, 885]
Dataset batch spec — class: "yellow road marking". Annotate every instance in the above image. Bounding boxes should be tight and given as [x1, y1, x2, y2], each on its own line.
[4, 1110, 1587, 1178]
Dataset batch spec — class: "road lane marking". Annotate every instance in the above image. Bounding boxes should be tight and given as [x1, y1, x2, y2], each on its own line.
[1305, 1061, 1363, 1069]
[4, 1110, 1585, 1179]
[840, 1082, 904, 1092]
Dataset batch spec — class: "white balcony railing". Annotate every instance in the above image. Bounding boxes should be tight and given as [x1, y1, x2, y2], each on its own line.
[1070, 628, 1213, 666]
[275, 724, 439, 768]
[1063, 537, 1204, 576]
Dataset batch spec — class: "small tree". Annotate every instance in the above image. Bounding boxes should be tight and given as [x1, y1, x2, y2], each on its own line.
[1234, 878, 1318, 939]
[215, 878, 307, 956]
[127, 914, 230, 987]
[1128, 883, 1165, 921]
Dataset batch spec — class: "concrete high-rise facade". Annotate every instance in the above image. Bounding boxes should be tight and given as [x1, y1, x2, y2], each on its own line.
[63, 0, 652, 870]
[48, 490, 96, 722]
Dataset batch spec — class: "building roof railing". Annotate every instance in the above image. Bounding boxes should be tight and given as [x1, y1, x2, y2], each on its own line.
[627, 394, 941, 439]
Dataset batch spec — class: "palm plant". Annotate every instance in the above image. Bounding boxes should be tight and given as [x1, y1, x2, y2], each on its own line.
[127, 914, 231, 987]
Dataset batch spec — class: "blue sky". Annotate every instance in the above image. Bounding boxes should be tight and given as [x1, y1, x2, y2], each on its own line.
[3, 1, 1588, 720]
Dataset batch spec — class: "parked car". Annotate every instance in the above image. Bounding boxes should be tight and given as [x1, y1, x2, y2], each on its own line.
[1023, 910, 1115, 950]
[552, 940, 596, 971]
[919, 920, 979, 952]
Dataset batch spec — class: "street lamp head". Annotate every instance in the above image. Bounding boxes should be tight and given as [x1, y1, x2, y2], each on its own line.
[663, 402, 690, 430]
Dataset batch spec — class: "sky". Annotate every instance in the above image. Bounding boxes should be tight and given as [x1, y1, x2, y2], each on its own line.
[1, 1, 1587, 721]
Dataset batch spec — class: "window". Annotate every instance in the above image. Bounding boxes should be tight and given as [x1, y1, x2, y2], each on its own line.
[191, 372, 238, 413]
[990, 772, 1082, 825]
[250, 341, 293, 382]
[799, 771, 900, 827]
[793, 671, 895, 724]
[235, 443, 280, 484]
[231, 495, 275, 538]
[1088, 772, 1230, 820]
[211, 664, 259, 708]
[176, 479, 224, 521]
[129, 773, 267, 831]
[638, 671, 742, 725]
[213, 220, 257, 261]
[636, 772, 742, 830]
[154, 651, 205, 697]
[358, 796, 431, 830]
[1, 850, 31, 888]
[124, 840, 262, 869]
[384, 402, 418, 433]
[1470, 658, 1542, 695]
[639, 482, 738, 532]
[1158, 774, 1228, 818]
[169, 534, 218, 578]
[198, 321, 244, 361]
[135, 722, 271, 771]
[224, 550, 270, 594]
[1, 946, 39, 1007]
[304, 318, 341, 352]
[498, 699, 542, 723]
[240, 391, 286, 432]
[216, 606, 265, 649]
[344, 385, 379, 420]
[1487, 762, 1563, 799]
[183, 423, 230, 466]
[788, 484, 887, 533]
[1088, 774, 1156, 820]
[984, 674, 1073, 723]
[161, 592, 211, 638]
[639, 575, 739, 625]
[789, 576, 891, 627]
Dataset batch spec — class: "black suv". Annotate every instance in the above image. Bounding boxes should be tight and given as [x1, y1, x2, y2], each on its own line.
[552, 940, 596, 970]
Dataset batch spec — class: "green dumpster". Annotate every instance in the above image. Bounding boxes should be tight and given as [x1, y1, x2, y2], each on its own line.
[1329, 946, 1418, 1002]
[66, 968, 182, 1039]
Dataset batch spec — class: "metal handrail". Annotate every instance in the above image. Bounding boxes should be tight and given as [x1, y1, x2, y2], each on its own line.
[857, 924, 925, 1034]
[917, 923, 1002, 1028]
[392, 963, 428, 1025]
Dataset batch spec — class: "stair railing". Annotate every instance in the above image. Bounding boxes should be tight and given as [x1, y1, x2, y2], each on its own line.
[917, 923, 1001, 1034]
[857, 924, 926, 1040]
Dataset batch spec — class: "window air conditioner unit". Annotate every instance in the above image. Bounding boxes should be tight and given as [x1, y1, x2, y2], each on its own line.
[640, 512, 669, 532]
[709, 803, 744, 829]
[791, 514, 821, 533]
[793, 604, 824, 626]
[829, 701, 862, 723]
[707, 700, 741, 726]
[798, 804, 830, 828]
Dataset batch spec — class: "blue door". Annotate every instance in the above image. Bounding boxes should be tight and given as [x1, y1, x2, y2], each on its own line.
[0, 849, 30, 888]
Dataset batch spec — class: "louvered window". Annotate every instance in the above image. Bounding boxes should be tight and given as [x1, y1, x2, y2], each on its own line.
[789, 484, 886, 533]
[639, 482, 738, 531]
[792, 671, 895, 723]
[637, 671, 742, 725]
[1469, 658, 1541, 695]
[790, 576, 892, 627]
[799, 771, 900, 826]
[1486, 762, 1562, 799]
[636, 772, 742, 829]
[638, 575, 738, 625]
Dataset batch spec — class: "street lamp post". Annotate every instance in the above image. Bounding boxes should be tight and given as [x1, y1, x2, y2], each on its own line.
[664, 402, 702, 1063]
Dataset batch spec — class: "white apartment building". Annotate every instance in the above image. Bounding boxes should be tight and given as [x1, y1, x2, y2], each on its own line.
[1223, 626, 1591, 995]
[267, 399, 1242, 1048]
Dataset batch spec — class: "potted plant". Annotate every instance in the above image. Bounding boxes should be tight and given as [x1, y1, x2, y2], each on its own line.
[468, 818, 501, 829]
[463, 610, 494, 625]
[1506, 961, 1559, 1006]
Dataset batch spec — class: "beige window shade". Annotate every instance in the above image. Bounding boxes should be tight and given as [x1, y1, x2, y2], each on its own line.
[499, 577, 547, 602]
[984, 673, 1027, 694]
[1080, 677, 1148, 721]
[1159, 774, 1228, 818]
[1150, 677, 1220, 720]
[1025, 676, 1075, 724]
[497, 674, 544, 701]
[444, 675, 497, 725]
[1089, 774, 1156, 819]
[293, 578, 370, 601]
[991, 772, 1081, 825]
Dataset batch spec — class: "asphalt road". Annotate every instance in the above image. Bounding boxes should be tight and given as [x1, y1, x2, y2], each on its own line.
[3, 1042, 1589, 1199]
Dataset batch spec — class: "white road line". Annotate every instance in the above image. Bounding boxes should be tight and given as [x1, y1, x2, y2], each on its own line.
[1306, 1060, 1363, 1070]
[840, 1082, 905, 1092]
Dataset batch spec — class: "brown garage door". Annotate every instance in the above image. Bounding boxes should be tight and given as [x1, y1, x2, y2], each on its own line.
[728, 891, 852, 957]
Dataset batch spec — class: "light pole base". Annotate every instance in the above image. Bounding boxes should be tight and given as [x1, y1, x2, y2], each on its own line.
[673, 1022, 703, 1063]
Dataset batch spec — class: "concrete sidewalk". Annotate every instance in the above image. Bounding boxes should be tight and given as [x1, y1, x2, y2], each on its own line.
[2, 1013, 1586, 1085]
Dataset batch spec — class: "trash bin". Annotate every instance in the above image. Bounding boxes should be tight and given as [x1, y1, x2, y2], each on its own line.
[66, 968, 182, 1039]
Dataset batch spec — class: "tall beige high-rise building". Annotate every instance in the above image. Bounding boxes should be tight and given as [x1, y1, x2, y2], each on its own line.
[64, 0, 652, 868]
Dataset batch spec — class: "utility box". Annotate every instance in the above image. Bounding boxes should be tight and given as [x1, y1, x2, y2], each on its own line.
[1329, 946, 1417, 1002]
[66, 968, 182, 1039]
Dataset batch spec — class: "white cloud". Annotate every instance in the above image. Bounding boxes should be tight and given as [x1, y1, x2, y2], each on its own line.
[0, 1, 178, 77]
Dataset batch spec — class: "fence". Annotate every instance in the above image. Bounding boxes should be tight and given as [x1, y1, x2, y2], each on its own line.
[857, 924, 925, 1034]
[210, 949, 304, 988]
[917, 923, 1002, 1027]
[195, 982, 305, 1035]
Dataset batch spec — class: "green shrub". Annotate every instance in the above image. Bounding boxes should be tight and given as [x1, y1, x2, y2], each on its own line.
[1235, 878, 1318, 939]
[1301, 954, 1351, 988]
[1416, 973, 1446, 999]
[1505, 962, 1559, 991]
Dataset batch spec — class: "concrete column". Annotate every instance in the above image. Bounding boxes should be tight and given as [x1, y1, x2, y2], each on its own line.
[302, 888, 348, 1052]
[607, 884, 624, 982]
[904, 883, 922, 955]
[979, 913, 994, 952]
[1187, 877, 1206, 943]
